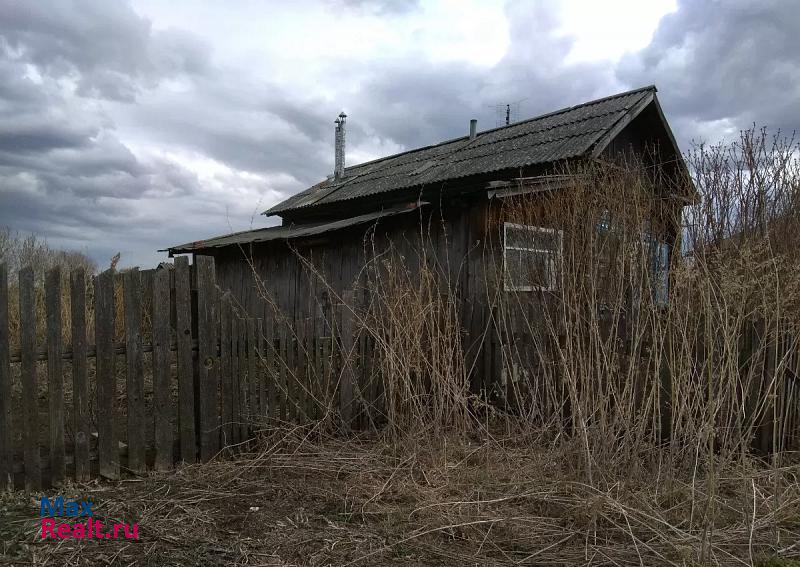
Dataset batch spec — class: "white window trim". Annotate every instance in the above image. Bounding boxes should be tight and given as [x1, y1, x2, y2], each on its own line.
[503, 222, 563, 292]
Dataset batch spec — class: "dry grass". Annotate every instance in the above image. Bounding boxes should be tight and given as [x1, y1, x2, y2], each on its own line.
[1, 428, 798, 566]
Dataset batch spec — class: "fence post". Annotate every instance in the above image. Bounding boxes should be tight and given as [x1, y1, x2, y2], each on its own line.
[124, 268, 145, 473]
[45, 268, 65, 485]
[153, 268, 173, 470]
[19, 267, 41, 489]
[175, 257, 196, 463]
[70, 269, 90, 482]
[339, 291, 355, 429]
[95, 268, 119, 480]
[195, 256, 219, 460]
[0, 264, 11, 489]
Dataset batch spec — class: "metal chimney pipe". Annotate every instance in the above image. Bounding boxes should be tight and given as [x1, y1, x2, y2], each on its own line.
[334, 112, 347, 180]
[469, 119, 477, 141]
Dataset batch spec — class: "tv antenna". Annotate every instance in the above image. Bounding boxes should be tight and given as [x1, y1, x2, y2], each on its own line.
[487, 98, 528, 127]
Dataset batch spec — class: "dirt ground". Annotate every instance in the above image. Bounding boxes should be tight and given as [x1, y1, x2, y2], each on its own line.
[1, 429, 800, 567]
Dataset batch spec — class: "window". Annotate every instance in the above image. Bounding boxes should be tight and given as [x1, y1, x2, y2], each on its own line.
[650, 240, 670, 306]
[504, 223, 562, 291]
[596, 209, 613, 235]
[643, 222, 671, 306]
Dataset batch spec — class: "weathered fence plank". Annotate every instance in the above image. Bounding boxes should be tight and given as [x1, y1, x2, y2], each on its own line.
[237, 316, 248, 440]
[363, 333, 375, 428]
[321, 330, 332, 420]
[265, 320, 276, 421]
[287, 325, 298, 422]
[339, 291, 355, 428]
[0, 264, 11, 489]
[46, 268, 65, 485]
[257, 318, 266, 418]
[209, 278, 220, 455]
[278, 324, 288, 422]
[248, 318, 258, 420]
[123, 268, 145, 473]
[303, 316, 313, 421]
[357, 326, 367, 429]
[219, 296, 233, 446]
[19, 267, 41, 489]
[95, 269, 118, 480]
[153, 268, 173, 470]
[314, 312, 324, 421]
[70, 269, 90, 482]
[231, 316, 241, 444]
[195, 256, 218, 460]
[174, 257, 195, 463]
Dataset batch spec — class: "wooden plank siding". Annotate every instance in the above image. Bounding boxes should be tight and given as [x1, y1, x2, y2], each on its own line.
[70, 269, 90, 482]
[195, 256, 218, 460]
[124, 268, 146, 473]
[152, 268, 173, 470]
[45, 268, 65, 485]
[95, 269, 119, 480]
[19, 267, 41, 489]
[174, 257, 196, 462]
[0, 265, 11, 489]
[208, 200, 495, 405]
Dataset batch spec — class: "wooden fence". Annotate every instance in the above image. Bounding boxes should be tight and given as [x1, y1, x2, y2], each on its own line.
[2, 255, 800, 490]
[0, 256, 362, 490]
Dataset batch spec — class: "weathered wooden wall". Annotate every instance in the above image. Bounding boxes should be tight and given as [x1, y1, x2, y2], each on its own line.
[207, 198, 508, 400]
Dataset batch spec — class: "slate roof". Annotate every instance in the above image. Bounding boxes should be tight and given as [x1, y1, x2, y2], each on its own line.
[165, 203, 423, 254]
[266, 85, 658, 217]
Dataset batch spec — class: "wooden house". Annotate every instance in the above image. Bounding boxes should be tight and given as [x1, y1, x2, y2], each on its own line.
[165, 85, 694, 400]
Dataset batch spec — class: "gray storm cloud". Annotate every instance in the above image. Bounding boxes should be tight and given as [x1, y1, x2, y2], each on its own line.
[0, 0, 796, 267]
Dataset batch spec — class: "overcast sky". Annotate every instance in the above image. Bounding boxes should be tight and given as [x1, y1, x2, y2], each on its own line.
[0, 0, 797, 268]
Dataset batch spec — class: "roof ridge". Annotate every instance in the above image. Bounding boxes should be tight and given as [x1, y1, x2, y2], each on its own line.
[264, 84, 659, 216]
[329, 84, 656, 175]
[344, 104, 641, 186]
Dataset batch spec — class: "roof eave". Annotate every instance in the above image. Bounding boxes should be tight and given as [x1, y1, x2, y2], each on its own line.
[163, 202, 428, 255]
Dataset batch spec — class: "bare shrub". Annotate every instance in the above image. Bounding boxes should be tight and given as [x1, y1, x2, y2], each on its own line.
[0, 227, 96, 282]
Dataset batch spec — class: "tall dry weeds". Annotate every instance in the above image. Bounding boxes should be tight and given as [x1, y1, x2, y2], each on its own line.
[259, 128, 800, 464]
[242, 127, 800, 564]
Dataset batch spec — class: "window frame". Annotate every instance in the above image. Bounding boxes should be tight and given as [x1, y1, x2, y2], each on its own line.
[641, 221, 672, 307]
[503, 222, 563, 292]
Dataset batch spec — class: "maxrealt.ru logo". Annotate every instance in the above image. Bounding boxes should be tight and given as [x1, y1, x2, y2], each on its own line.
[40, 496, 139, 540]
